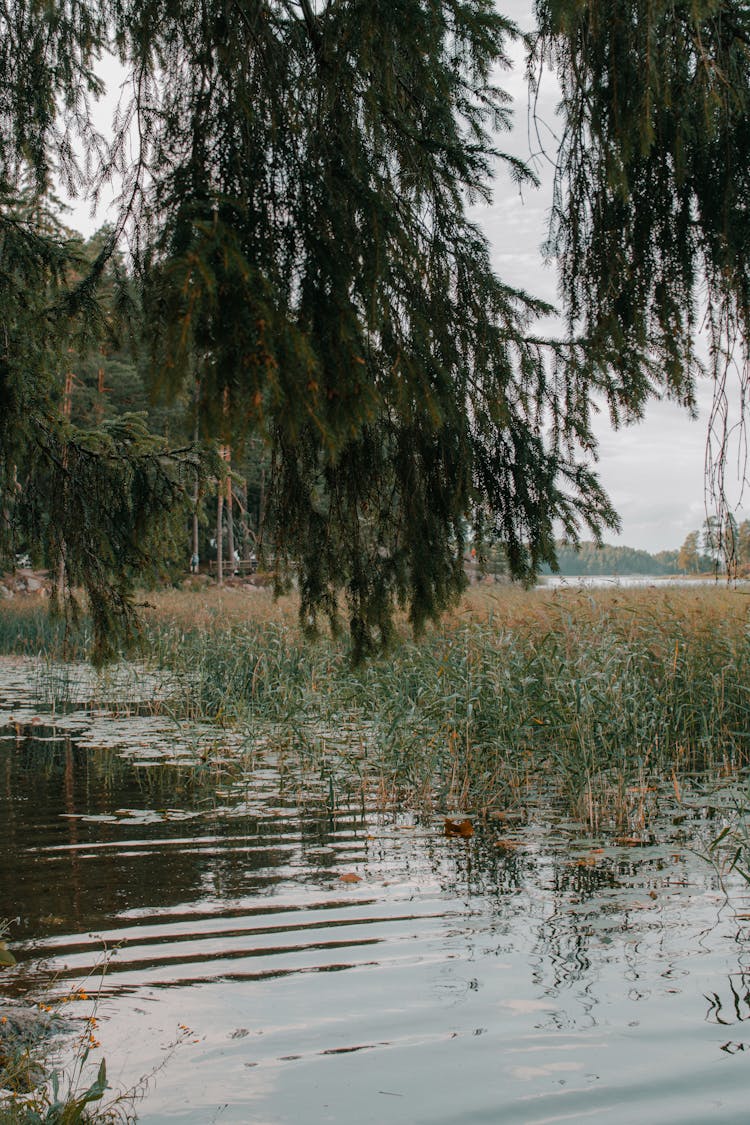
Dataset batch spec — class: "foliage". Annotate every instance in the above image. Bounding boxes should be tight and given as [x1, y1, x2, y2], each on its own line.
[532, 0, 750, 526]
[3, 1, 750, 654]
[0, 191, 206, 662]
[3, 585, 747, 828]
[149, 586, 750, 823]
[677, 517, 750, 574]
[541, 539, 677, 576]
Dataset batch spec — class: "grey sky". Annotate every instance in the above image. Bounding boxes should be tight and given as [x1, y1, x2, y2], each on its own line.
[467, 13, 748, 554]
[64, 7, 747, 554]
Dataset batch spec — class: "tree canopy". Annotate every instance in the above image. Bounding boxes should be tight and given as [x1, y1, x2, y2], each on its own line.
[2, 0, 749, 656]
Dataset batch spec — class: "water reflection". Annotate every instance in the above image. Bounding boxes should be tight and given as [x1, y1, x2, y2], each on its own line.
[2, 711, 750, 1123]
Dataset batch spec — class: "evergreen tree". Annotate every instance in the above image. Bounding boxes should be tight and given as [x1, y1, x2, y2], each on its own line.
[3, 0, 750, 655]
[0, 189, 203, 660]
[532, 0, 750, 525]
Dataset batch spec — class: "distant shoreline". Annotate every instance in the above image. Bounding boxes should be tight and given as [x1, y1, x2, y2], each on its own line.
[537, 573, 742, 588]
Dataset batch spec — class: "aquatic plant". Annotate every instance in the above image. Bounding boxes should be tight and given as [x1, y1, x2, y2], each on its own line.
[141, 585, 750, 827]
[1, 584, 748, 829]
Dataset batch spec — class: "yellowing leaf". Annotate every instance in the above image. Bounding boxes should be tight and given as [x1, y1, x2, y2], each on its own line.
[445, 818, 474, 838]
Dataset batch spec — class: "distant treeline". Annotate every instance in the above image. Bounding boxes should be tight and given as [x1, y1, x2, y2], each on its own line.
[537, 519, 750, 575]
[540, 541, 681, 577]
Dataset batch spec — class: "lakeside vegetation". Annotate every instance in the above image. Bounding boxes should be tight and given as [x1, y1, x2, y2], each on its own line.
[2, 582, 749, 1120]
[1, 583, 748, 832]
[540, 540, 681, 576]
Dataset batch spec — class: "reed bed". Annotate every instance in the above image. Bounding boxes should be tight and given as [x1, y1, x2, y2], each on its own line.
[148, 583, 750, 826]
[2, 583, 749, 828]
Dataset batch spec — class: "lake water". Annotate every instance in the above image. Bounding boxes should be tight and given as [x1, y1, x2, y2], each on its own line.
[3, 657, 750, 1123]
[538, 574, 741, 589]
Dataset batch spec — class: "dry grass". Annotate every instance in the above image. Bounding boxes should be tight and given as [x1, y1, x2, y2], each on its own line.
[140, 583, 300, 631]
[2, 579, 749, 831]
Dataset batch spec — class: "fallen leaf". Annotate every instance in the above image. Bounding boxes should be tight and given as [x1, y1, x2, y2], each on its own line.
[614, 836, 647, 847]
[339, 872, 362, 883]
[445, 818, 474, 838]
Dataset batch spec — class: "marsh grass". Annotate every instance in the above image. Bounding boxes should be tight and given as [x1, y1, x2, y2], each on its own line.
[2, 583, 749, 830]
[0, 603, 91, 661]
[143, 583, 750, 829]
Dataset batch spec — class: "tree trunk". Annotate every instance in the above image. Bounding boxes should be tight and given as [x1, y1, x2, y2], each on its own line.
[191, 408, 200, 572]
[226, 459, 234, 574]
[58, 370, 74, 593]
[216, 486, 224, 586]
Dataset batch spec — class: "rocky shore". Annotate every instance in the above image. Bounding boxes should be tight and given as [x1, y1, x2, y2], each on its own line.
[0, 570, 50, 600]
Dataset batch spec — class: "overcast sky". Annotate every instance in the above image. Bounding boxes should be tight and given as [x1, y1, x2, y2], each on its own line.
[64, 5, 748, 554]
[467, 10, 749, 554]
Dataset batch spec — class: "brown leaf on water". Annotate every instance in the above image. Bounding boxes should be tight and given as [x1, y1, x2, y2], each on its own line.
[493, 839, 519, 851]
[339, 872, 362, 883]
[614, 836, 647, 847]
[574, 848, 605, 867]
[445, 818, 474, 838]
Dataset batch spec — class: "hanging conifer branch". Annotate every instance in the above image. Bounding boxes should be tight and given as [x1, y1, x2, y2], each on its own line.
[3, 0, 750, 657]
[531, 0, 750, 551]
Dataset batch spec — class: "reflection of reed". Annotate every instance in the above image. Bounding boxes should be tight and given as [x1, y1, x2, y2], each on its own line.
[705, 974, 750, 1025]
[2, 708, 746, 1098]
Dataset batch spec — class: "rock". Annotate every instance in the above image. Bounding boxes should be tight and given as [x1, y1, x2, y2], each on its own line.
[0, 570, 50, 596]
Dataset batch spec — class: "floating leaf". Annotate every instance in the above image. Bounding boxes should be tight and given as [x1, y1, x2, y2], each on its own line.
[445, 818, 474, 838]
[339, 872, 362, 883]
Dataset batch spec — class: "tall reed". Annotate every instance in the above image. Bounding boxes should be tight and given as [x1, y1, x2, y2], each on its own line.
[2, 584, 748, 827]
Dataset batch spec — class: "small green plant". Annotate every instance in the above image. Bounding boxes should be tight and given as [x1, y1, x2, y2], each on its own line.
[0, 940, 137, 1125]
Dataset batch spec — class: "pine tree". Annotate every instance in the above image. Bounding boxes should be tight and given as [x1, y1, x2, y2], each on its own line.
[3, 0, 749, 656]
[0, 189, 203, 661]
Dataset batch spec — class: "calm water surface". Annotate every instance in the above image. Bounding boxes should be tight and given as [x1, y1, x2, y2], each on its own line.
[2, 658, 750, 1123]
[538, 574, 745, 589]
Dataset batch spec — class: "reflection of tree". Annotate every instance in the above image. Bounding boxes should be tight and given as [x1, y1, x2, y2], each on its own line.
[1, 726, 740, 1056]
[405, 823, 727, 1034]
[0, 734, 327, 945]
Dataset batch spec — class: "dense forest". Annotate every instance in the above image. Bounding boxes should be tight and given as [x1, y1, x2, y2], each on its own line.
[540, 542, 680, 577]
